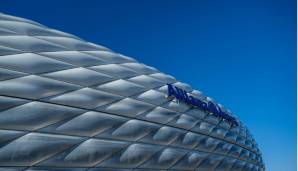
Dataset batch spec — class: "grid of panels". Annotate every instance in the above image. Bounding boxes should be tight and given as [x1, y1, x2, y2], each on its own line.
[0, 13, 265, 171]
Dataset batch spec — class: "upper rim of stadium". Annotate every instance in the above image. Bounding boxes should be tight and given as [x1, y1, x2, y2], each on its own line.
[0, 12, 252, 130]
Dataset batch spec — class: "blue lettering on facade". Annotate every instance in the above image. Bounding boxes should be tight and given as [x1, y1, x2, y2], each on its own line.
[167, 83, 239, 127]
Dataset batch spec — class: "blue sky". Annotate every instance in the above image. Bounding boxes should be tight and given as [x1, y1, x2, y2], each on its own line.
[0, 0, 296, 170]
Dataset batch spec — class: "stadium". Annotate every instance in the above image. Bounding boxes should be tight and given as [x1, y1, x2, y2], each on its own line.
[0, 13, 264, 171]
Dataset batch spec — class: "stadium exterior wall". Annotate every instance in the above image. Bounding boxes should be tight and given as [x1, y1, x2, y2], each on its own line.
[0, 13, 265, 171]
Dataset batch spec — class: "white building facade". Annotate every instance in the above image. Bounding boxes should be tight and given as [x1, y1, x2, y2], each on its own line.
[0, 13, 264, 171]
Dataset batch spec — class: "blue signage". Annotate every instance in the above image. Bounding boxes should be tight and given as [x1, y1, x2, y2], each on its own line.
[167, 84, 239, 127]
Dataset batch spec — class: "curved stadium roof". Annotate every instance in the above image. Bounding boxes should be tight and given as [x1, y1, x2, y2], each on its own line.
[0, 13, 264, 171]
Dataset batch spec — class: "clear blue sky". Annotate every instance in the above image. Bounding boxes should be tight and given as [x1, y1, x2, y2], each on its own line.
[0, 0, 296, 170]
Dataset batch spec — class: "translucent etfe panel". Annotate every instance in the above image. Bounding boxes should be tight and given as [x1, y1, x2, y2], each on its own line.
[141, 107, 179, 124]
[43, 111, 127, 137]
[0, 167, 26, 171]
[120, 63, 158, 75]
[139, 147, 188, 169]
[108, 119, 159, 141]
[0, 20, 71, 37]
[47, 88, 123, 109]
[213, 141, 233, 155]
[0, 26, 18, 36]
[39, 139, 128, 167]
[173, 132, 206, 149]
[42, 67, 113, 86]
[0, 129, 26, 145]
[84, 51, 135, 64]
[213, 158, 236, 171]
[89, 64, 138, 79]
[203, 114, 221, 125]
[0, 95, 29, 111]
[26, 167, 85, 171]
[98, 143, 162, 168]
[161, 100, 190, 113]
[89, 168, 131, 171]
[197, 155, 224, 171]
[139, 126, 184, 146]
[0, 101, 85, 131]
[0, 75, 81, 100]
[151, 126, 185, 145]
[191, 121, 216, 135]
[0, 35, 68, 52]
[149, 73, 176, 84]
[185, 108, 208, 120]
[196, 137, 221, 152]
[133, 89, 169, 106]
[127, 75, 164, 89]
[0, 45, 22, 56]
[96, 79, 146, 97]
[3, 54, 45, 75]
[172, 151, 209, 170]
[230, 160, 246, 171]
[210, 126, 228, 139]
[0, 133, 83, 166]
[36, 36, 107, 51]
[100, 98, 154, 117]
[167, 114, 198, 130]
[39, 51, 107, 67]
[0, 68, 27, 81]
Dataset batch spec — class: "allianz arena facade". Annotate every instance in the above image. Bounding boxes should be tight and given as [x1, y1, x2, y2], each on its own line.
[0, 13, 264, 171]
